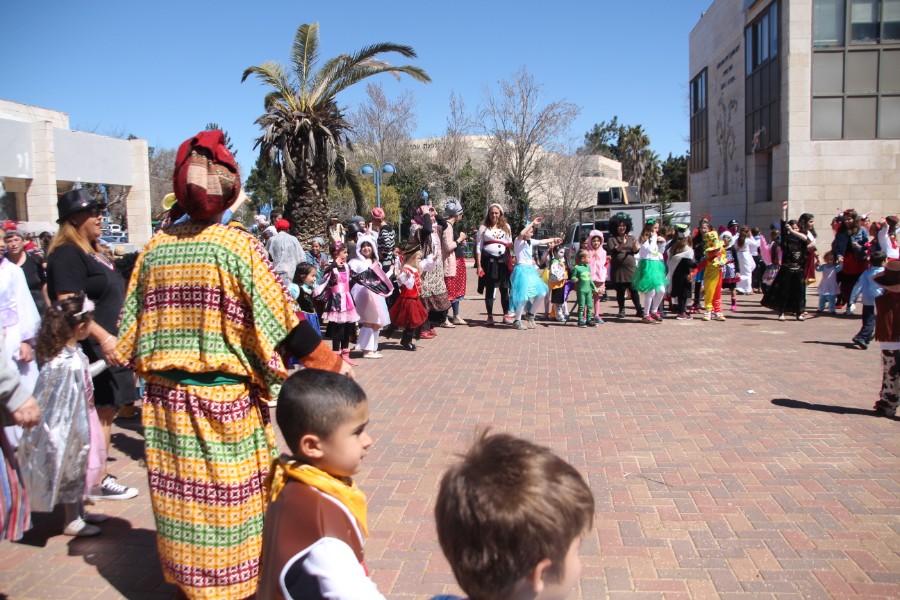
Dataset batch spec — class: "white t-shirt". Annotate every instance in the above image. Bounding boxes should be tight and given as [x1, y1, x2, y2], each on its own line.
[514, 238, 534, 266]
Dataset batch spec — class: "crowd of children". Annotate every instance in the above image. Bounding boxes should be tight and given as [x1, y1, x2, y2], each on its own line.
[2, 198, 897, 599]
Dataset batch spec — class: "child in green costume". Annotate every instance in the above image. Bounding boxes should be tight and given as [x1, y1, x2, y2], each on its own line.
[570, 250, 598, 327]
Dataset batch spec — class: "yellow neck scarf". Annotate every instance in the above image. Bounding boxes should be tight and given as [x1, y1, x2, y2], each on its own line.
[267, 456, 368, 536]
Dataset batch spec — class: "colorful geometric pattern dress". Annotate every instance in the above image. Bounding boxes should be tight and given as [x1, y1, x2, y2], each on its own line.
[116, 222, 310, 600]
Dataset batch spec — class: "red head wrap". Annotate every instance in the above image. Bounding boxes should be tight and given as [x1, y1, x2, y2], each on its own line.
[173, 130, 240, 221]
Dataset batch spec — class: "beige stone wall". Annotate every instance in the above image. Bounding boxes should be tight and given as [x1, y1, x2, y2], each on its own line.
[127, 139, 152, 247]
[689, 0, 899, 248]
[689, 0, 753, 224]
[0, 100, 152, 245]
[0, 99, 68, 128]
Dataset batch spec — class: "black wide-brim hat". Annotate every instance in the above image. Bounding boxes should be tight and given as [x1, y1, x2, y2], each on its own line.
[57, 188, 106, 223]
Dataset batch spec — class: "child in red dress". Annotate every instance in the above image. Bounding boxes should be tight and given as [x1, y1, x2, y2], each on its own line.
[389, 242, 429, 351]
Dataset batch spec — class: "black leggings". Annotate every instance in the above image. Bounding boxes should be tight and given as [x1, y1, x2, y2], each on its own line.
[330, 322, 353, 351]
[613, 281, 642, 313]
[483, 285, 510, 317]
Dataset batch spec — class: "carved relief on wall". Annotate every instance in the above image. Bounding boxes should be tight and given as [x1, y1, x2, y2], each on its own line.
[712, 94, 746, 198]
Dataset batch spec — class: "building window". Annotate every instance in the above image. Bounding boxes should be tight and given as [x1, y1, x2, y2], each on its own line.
[811, 0, 900, 139]
[814, 0, 846, 46]
[745, 1, 781, 153]
[846, 0, 900, 43]
[852, 0, 880, 42]
[690, 69, 708, 171]
[747, 1, 779, 73]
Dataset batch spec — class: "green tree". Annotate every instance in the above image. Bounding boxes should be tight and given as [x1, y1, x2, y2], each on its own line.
[242, 22, 430, 244]
[656, 153, 688, 204]
[204, 122, 237, 157]
[580, 116, 622, 159]
[654, 153, 688, 225]
[244, 154, 285, 214]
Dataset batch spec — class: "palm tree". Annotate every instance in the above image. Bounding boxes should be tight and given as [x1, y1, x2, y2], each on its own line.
[242, 22, 430, 243]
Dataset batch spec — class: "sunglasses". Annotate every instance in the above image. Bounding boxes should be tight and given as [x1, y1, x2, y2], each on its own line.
[82, 206, 104, 217]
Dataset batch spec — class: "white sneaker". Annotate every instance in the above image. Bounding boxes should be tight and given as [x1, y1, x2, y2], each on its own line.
[87, 475, 138, 501]
[64, 517, 101, 537]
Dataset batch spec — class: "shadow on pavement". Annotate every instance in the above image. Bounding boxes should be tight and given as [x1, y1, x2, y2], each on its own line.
[771, 398, 899, 420]
[802, 340, 859, 349]
[67, 517, 174, 597]
[110, 430, 147, 465]
[15, 506, 66, 547]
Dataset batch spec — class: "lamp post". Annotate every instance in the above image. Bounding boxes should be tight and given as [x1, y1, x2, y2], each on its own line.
[359, 161, 396, 208]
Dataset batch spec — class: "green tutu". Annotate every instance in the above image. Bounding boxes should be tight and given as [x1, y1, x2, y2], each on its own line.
[632, 259, 666, 292]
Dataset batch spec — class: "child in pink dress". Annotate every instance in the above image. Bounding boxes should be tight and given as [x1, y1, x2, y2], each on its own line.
[586, 230, 608, 324]
[315, 242, 361, 365]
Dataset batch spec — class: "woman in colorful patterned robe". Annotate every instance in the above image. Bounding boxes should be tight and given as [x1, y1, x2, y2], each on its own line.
[115, 130, 345, 600]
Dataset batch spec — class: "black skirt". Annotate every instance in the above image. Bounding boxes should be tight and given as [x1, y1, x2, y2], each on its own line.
[761, 264, 806, 315]
[477, 252, 511, 292]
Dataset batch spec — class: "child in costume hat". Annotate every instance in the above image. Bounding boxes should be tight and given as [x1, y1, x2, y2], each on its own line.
[389, 242, 429, 351]
[690, 231, 728, 322]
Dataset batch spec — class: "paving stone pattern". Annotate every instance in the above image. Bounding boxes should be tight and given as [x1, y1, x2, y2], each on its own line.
[2, 277, 898, 599]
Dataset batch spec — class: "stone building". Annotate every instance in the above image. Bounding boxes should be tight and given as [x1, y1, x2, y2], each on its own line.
[409, 135, 627, 212]
[689, 0, 899, 246]
[0, 99, 152, 246]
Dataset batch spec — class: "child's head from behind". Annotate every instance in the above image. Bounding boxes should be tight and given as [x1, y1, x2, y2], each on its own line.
[276, 369, 372, 480]
[435, 432, 595, 600]
[576, 249, 590, 265]
[36, 294, 94, 365]
[871, 251, 887, 268]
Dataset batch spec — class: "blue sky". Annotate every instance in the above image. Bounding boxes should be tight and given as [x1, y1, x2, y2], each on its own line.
[2, 0, 712, 177]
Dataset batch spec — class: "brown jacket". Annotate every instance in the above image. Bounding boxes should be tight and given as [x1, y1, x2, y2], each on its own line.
[257, 481, 365, 600]
[874, 292, 900, 343]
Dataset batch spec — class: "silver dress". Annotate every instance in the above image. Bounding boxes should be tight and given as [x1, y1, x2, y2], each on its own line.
[16, 346, 93, 511]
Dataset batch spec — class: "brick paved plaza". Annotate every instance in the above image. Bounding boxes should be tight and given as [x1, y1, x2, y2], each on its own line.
[1, 284, 898, 599]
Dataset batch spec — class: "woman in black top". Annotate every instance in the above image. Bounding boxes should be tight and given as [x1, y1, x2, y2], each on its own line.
[45, 189, 137, 501]
[761, 219, 812, 321]
[605, 212, 643, 319]
[3, 229, 48, 313]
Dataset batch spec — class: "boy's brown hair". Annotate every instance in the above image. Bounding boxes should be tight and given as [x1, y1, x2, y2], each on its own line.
[435, 432, 595, 599]
[276, 369, 367, 455]
[576, 249, 590, 264]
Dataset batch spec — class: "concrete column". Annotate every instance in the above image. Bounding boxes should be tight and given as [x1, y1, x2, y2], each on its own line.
[27, 120, 58, 223]
[127, 138, 152, 247]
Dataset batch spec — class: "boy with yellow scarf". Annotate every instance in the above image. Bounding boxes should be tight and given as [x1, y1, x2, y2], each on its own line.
[257, 369, 383, 599]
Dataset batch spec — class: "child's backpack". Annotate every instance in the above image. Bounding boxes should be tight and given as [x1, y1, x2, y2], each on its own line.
[549, 259, 567, 284]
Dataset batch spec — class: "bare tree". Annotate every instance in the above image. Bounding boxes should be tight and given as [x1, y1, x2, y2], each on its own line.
[540, 150, 595, 236]
[480, 67, 580, 229]
[348, 82, 417, 165]
[433, 91, 477, 196]
[148, 146, 177, 218]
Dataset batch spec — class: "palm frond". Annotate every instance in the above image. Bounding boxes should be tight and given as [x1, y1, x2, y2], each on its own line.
[348, 42, 420, 64]
[323, 64, 431, 101]
[291, 23, 320, 99]
[241, 62, 298, 112]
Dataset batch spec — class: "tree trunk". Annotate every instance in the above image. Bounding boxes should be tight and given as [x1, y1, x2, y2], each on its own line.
[285, 162, 330, 248]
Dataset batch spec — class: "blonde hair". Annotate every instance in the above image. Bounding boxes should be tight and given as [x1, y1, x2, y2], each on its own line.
[47, 221, 96, 257]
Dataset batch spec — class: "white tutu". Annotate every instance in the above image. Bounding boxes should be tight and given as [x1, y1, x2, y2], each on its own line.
[351, 285, 390, 327]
